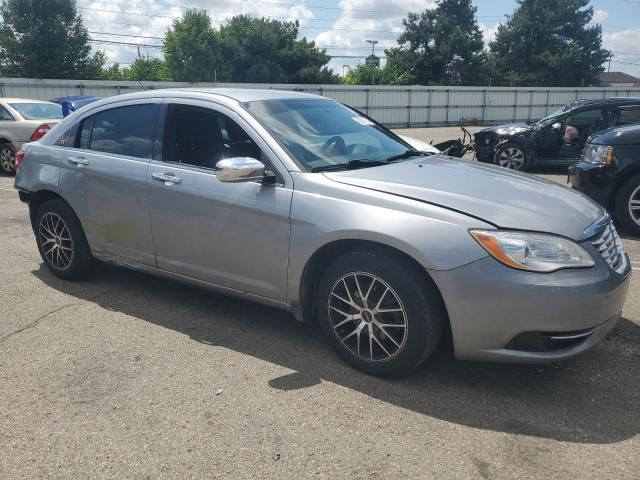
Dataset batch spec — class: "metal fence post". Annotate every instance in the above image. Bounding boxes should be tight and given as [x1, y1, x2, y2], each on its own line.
[426, 89, 432, 126]
[481, 89, 487, 123]
[365, 88, 370, 116]
[545, 90, 551, 115]
[528, 90, 533, 121]
[407, 88, 412, 127]
[513, 90, 518, 121]
[78, 84, 84, 96]
[445, 89, 450, 125]
[0, 83, 4, 97]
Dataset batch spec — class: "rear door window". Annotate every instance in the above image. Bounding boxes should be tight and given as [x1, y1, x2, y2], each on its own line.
[81, 104, 156, 158]
[0, 106, 14, 121]
[614, 106, 640, 126]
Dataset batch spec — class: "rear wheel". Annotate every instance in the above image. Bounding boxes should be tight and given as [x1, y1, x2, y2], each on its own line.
[316, 249, 445, 377]
[615, 174, 640, 235]
[34, 199, 94, 279]
[494, 143, 528, 171]
[0, 143, 16, 175]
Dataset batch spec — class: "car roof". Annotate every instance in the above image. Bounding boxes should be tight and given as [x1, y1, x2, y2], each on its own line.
[50, 95, 102, 103]
[565, 97, 640, 110]
[0, 98, 59, 104]
[157, 88, 324, 102]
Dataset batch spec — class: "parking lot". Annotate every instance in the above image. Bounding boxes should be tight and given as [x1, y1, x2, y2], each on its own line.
[0, 127, 639, 479]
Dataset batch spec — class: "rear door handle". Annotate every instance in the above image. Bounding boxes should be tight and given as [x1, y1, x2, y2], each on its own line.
[152, 172, 182, 185]
[67, 155, 89, 166]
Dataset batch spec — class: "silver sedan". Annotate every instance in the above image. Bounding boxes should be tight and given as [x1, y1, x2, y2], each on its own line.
[14, 89, 630, 376]
[0, 98, 62, 175]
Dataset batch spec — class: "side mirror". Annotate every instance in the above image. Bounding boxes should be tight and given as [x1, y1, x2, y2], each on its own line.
[215, 157, 266, 183]
[552, 122, 562, 131]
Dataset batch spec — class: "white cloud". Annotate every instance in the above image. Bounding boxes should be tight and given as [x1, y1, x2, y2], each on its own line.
[593, 9, 608, 23]
[602, 28, 640, 77]
[312, 0, 436, 73]
[479, 22, 501, 46]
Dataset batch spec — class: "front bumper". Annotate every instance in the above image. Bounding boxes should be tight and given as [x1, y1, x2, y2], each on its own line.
[568, 161, 614, 208]
[429, 250, 630, 363]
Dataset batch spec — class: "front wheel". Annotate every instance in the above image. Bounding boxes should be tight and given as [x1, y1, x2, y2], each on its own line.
[494, 143, 528, 171]
[0, 143, 16, 175]
[615, 174, 640, 236]
[316, 250, 445, 377]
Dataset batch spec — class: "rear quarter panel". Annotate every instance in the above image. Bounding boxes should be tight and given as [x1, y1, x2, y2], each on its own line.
[14, 142, 63, 194]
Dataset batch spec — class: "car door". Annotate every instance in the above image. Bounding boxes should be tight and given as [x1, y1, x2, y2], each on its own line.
[57, 100, 160, 266]
[145, 99, 293, 302]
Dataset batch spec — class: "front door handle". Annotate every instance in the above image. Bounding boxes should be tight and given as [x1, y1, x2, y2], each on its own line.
[67, 155, 89, 166]
[152, 172, 182, 185]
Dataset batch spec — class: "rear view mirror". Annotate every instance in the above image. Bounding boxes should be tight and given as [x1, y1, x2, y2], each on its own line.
[216, 157, 265, 183]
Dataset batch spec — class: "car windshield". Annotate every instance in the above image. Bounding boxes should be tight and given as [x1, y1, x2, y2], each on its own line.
[242, 98, 417, 171]
[9, 103, 63, 120]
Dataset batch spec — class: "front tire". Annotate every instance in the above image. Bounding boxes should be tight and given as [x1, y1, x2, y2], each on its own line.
[316, 249, 445, 377]
[0, 143, 16, 175]
[34, 199, 94, 280]
[494, 142, 528, 171]
[615, 174, 640, 236]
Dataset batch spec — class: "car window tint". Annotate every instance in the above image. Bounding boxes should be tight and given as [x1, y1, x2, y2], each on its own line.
[615, 106, 640, 126]
[163, 104, 261, 170]
[54, 123, 80, 147]
[89, 104, 155, 158]
[566, 109, 604, 125]
[0, 106, 13, 121]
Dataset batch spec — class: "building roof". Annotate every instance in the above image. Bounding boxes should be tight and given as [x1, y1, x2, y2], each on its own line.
[600, 71, 640, 84]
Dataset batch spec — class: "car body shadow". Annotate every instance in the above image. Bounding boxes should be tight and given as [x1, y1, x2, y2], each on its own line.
[32, 263, 640, 444]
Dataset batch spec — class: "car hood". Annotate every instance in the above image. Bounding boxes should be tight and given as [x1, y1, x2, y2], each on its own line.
[476, 123, 531, 136]
[325, 156, 602, 241]
[590, 124, 640, 146]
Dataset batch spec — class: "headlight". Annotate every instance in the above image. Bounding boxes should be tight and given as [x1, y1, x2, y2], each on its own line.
[470, 230, 594, 272]
[583, 144, 613, 165]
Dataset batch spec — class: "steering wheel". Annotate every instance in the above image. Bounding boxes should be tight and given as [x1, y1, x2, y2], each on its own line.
[321, 136, 346, 155]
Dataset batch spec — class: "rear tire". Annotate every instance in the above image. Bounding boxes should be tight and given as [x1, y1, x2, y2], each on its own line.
[615, 174, 640, 236]
[34, 199, 94, 280]
[494, 142, 528, 171]
[0, 143, 16, 175]
[316, 249, 445, 377]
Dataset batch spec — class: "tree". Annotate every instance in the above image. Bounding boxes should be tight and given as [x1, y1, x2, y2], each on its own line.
[163, 9, 225, 82]
[0, 0, 104, 79]
[123, 53, 168, 81]
[342, 63, 414, 85]
[219, 16, 337, 83]
[384, 0, 486, 86]
[488, 0, 610, 86]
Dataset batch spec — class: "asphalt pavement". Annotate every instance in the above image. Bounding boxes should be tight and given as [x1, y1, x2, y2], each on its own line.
[0, 130, 638, 479]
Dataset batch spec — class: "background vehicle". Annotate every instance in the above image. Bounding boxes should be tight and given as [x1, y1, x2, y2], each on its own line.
[50, 96, 103, 117]
[14, 89, 630, 376]
[475, 98, 640, 171]
[0, 98, 62, 175]
[569, 124, 640, 234]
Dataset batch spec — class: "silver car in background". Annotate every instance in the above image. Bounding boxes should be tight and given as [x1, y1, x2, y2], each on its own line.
[0, 98, 62, 175]
[14, 89, 630, 376]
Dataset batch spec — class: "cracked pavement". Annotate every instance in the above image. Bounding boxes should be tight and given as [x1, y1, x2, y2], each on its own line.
[1, 132, 639, 479]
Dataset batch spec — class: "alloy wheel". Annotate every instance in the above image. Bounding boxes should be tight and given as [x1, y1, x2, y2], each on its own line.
[0, 145, 15, 173]
[628, 185, 640, 226]
[497, 147, 525, 169]
[327, 272, 408, 362]
[38, 212, 74, 270]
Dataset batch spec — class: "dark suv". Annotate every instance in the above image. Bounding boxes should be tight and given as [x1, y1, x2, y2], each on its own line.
[569, 124, 640, 234]
[474, 97, 640, 171]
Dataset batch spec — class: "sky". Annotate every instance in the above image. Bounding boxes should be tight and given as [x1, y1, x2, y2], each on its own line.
[78, 0, 640, 80]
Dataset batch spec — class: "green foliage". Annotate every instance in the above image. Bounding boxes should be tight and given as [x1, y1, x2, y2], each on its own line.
[488, 0, 610, 86]
[342, 63, 414, 85]
[219, 15, 337, 83]
[124, 54, 168, 81]
[382, 0, 486, 86]
[0, 0, 104, 79]
[163, 9, 225, 82]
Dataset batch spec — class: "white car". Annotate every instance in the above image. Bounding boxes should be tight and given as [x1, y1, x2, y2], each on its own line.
[0, 98, 62, 175]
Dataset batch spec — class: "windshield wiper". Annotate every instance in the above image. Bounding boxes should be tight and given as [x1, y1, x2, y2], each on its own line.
[383, 149, 422, 162]
[310, 159, 388, 172]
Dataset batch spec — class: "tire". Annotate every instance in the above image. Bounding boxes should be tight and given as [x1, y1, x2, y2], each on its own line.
[316, 249, 445, 377]
[494, 142, 528, 171]
[0, 143, 16, 175]
[34, 199, 94, 280]
[615, 174, 640, 236]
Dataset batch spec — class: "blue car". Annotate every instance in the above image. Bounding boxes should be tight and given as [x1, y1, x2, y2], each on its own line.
[49, 96, 102, 117]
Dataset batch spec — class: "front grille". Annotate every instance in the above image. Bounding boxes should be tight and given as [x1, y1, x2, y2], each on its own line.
[590, 220, 628, 274]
